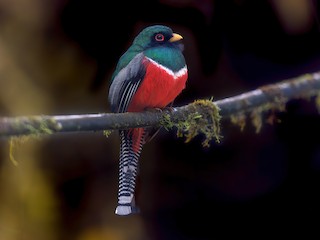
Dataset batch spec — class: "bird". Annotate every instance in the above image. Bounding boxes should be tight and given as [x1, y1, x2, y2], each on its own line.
[108, 25, 188, 215]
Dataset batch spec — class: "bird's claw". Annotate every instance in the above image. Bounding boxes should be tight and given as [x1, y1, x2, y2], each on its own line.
[145, 106, 176, 114]
[164, 106, 176, 113]
[145, 107, 163, 113]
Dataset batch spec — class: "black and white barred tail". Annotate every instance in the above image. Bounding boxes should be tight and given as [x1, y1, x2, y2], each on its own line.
[115, 130, 144, 215]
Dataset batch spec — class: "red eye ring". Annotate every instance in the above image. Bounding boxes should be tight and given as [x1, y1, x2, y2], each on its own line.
[155, 33, 165, 42]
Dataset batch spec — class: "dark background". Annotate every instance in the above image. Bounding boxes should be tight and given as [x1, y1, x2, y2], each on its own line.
[1, 0, 320, 239]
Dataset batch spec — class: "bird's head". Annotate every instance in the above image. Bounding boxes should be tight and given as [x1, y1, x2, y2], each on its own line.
[132, 25, 183, 51]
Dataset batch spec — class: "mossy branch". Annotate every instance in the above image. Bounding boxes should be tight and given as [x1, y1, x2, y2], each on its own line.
[1, 71, 320, 145]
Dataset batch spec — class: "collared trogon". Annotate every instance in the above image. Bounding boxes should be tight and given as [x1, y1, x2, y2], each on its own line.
[108, 25, 188, 215]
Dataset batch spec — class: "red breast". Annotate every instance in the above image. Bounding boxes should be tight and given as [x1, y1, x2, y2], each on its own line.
[128, 57, 188, 112]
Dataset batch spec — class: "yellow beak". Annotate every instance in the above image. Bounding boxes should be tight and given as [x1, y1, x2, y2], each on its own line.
[169, 33, 183, 42]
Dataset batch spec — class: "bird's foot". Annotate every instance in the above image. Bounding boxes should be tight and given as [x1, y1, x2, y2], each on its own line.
[145, 106, 176, 114]
[163, 106, 176, 113]
[145, 107, 163, 113]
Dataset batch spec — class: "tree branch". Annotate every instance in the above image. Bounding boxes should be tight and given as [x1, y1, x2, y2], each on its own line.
[1, 72, 320, 143]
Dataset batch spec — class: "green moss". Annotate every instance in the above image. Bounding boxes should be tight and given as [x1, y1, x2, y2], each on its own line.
[103, 130, 113, 138]
[230, 113, 246, 131]
[8, 117, 62, 165]
[160, 113, 175, 130]
[229, 95, 287, 133]
[25, 121, 53, 136]
[251, 97, 286, 133]
[12, 116, 61, 137]
[9, 135, 32, 166]
[251, 109, 262, 133]
[161, 99, 221, 147]
[9, 138, 19, 166]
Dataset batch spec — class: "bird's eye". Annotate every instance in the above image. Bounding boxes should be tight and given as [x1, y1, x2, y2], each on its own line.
[155, 33, 165, 42]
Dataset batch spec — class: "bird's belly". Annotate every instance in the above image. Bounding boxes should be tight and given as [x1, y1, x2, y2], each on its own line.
[128, 61, 188, 112]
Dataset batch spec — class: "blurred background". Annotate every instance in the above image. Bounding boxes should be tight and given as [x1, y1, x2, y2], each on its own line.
[1, 0, 320, 239]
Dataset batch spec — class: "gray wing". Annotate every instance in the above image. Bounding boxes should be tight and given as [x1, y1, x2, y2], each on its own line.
[108, 53, 146, 113]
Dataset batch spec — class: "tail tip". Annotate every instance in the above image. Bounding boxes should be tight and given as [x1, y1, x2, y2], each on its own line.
[115, 205, 140, 216]
[115, 205, 132, 216]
